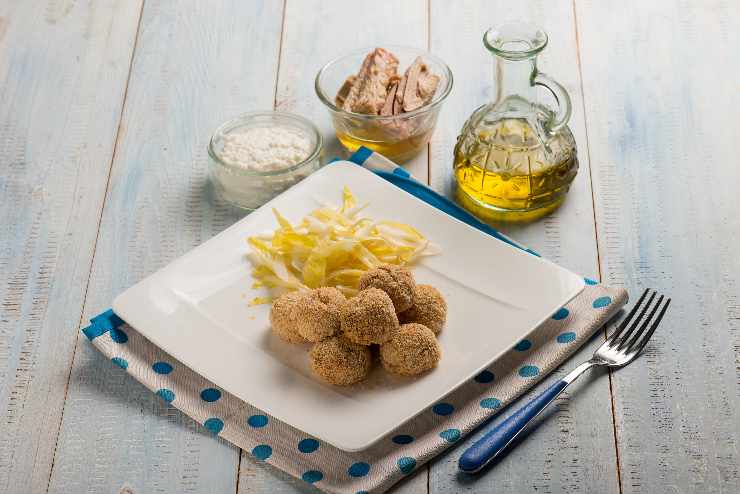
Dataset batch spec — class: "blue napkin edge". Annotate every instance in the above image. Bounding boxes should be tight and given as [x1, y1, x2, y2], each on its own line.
[83, 308, 124, 340]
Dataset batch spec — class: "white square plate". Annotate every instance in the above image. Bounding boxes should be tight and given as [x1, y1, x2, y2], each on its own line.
[113, 162, 584, 451]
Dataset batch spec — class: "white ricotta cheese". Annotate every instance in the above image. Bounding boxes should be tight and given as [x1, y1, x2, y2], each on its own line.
[219, 125, 312, 171]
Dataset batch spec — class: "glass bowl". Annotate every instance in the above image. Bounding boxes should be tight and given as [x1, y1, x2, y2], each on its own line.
[315, 47, 453, 163]
[208, 111, 322, 210]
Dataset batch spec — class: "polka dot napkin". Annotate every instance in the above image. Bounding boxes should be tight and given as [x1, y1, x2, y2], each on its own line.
[82, 281, 626, 494]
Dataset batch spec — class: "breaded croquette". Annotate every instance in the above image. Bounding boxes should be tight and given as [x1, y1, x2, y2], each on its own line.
[310, 336, 372, 385]
[358, 264, 416, 313]
[380, 323, 441, 376]
[340, 288, 399, 345]
[295, 287, 346, 342]
[399, 284, 447, 334]
[269, 291, 309, 344]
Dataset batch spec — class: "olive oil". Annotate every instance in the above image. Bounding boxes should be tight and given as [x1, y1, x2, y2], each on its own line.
[454, 24, 579, 222]
[334, 122, 434, 163]
[454, 117, 577, 222]
[335, 128, 432, 163]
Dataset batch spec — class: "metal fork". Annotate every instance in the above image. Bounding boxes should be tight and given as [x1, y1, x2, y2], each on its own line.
[459, 288, 671, 473]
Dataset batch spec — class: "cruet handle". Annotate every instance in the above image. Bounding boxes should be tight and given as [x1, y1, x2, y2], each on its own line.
[533, 72, 572, 133]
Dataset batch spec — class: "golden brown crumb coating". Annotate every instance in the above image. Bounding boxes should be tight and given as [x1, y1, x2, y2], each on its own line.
[340, 288, 399, 345]
[398, 284, 447, 334]
[380, 323, 441, 376]
[270, 291, 309, 344]
[358, 264, 416, 313]
[309, 336, 372, 385]
[295, 287, 346, 342]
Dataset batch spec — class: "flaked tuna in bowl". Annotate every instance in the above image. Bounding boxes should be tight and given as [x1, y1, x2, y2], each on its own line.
[315, 47, 453, 163]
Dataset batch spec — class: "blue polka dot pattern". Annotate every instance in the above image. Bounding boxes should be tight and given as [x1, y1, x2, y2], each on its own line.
[156, 388, 175, 403]
[111, 357, 128, 369]
[432, 402, 454, 416]
[203, 417, 224, 435]
[557, 332, 577, 343]
[302, 470, 323, 484]
[110, 328, 128, 343]
[398, 457, 416, 474]
[585, 277, 598, 285]
[298, 438, 319, 453]
[515, 339, 532, 351]
[252, 444, 272, 461]
[247, 414, 268, 428]
[200, 388, 221, 402]
[392, 434, 414, 445]
[439, 428, 461, 442]
[519, 365, 540, 378]
[552, 307, 569, 320]
[480, 397, 501, 409]
[152, 361, 173, 374]
[474, 370, 494, 383]
[593, 296, 612, 308]
[348, 462, 370, 477]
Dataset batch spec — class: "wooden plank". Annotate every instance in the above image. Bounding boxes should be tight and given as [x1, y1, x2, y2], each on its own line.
[237, 1, 430, 492]
[576, 1, 740, 492]
[46, 1, 284, 493]
[427, 1, 619, 493]
[0, 1, 142, 492]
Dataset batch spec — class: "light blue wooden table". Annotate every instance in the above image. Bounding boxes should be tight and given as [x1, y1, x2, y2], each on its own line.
[1, 1, 738, 493]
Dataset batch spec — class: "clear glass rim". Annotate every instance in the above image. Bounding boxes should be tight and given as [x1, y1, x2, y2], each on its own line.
[314, 46, 453, 121]
[483, 23, 548, 60]
[207, 111, 323, 176]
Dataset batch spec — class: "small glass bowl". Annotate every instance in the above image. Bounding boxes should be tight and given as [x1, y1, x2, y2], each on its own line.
[315, 47, 453, 163]
[208, 111, 322, 210]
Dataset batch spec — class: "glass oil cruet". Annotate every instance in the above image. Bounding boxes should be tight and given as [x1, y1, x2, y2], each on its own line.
[454, 23, 578, 222]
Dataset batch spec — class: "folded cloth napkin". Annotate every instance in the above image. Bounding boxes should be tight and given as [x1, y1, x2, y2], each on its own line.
[82, 149, 628, 493]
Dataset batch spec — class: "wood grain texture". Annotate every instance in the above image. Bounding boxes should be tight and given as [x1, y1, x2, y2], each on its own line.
[235, 1, 431, 492]
[0, 1, 142, 492]
[427, 1, 619, 492]
[1, 1, 734, 493]
[46, 1, 284, 493]
[576, 1, 740, 492]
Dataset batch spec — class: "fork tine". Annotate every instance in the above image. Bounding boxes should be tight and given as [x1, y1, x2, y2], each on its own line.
[623, 294, 664, 353]
[606, 288, 650, 345]
[627, 297, 671, 356]
[616, 290, 657, 350]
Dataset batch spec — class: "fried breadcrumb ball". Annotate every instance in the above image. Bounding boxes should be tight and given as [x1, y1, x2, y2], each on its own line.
[359, 264, 416, 313]
[380, 323, 441, 376]
[294, 287, 346, 342]
[270, 291, 308, 344]
[341, 288, 399, 345]
[310, 336, 372, 385]
[399, 284, 447, 334]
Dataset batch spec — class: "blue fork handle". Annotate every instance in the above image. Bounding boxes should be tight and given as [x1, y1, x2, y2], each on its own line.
[458, 379, 567, 472]
[459, 360, 597, 473]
